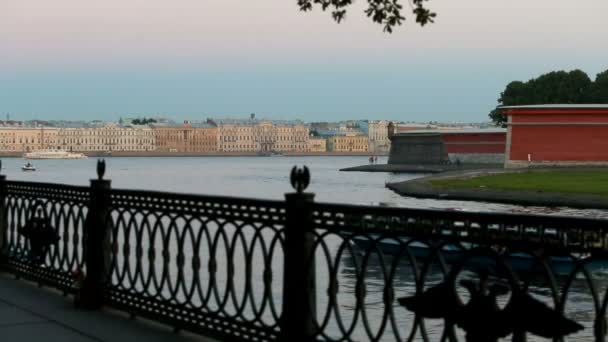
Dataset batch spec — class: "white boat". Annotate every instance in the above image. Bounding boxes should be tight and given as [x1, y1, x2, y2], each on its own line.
[21, 163, 36, 171]
[24, 150, 87, 160]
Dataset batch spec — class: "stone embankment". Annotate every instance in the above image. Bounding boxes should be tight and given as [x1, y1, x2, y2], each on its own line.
[0, 151, 382, 158]
[340, 163, 503, 173]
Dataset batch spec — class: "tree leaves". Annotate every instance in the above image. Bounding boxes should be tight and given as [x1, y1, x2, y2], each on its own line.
[297, 0, 435, 33]
[489, 69, 608, 126]
[412, 0, 436, 26]
[131, 117, 157, 125]
[585, 70, 608, 103]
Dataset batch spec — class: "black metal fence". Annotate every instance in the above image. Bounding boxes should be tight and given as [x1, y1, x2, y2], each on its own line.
[1, 161, 608, 341]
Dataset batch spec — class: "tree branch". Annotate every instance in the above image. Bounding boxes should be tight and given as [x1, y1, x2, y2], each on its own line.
[297, 0, 435, 33]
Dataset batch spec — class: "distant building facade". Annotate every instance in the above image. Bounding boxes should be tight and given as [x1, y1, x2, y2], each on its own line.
[154, 123, 218, 152]
[0, 117, 489, 156]
[307, 137, 327, 152]
[217, 123, 255, 153]
[0, 127, 60, 152]
[327, 133, 369, 152]
[58, 124, 155, 152]
[367, 120, 391, 154]
[212, 117, 309, 153]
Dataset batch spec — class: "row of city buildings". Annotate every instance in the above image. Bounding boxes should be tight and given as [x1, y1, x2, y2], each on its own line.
[0, 116, 399, 154]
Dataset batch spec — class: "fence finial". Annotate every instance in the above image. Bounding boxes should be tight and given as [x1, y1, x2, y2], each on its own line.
[97, 159, 106, 180]
[290, 166, 310, 193]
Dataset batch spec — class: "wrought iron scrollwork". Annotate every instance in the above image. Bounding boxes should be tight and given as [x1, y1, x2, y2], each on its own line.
[106, 188, 286, 340]
[18, 204, 59, 264]
[4, 181, 89, 291]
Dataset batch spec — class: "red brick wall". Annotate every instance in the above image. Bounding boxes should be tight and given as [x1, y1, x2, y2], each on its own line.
[506, 108, 608, 162]
[442, 132, 506, 154]
[510, 125, 608, 161]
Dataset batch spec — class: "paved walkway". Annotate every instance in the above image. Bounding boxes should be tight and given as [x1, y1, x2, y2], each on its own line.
[0, 273, 216, 342]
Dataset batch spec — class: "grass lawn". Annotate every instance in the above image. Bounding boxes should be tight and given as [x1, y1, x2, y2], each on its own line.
[430, 170, 608, 196]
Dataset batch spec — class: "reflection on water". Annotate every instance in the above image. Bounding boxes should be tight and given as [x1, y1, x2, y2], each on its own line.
[331, 241, 608, 341]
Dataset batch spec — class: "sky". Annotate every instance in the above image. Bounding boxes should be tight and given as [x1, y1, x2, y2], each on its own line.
[1, 0, 607, 123]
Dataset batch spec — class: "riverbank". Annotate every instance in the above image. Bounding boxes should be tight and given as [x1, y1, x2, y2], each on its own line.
[340, 163, 503, 173]
[386, 168, 608, 210]
[0, 151, 384, 158]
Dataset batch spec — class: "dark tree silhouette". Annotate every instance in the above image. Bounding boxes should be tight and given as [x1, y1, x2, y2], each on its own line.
[297, 0, 436, 33]
[131, 117, 157, 125]
[585, 70, 608, 103]
[489, 69, 607, 126]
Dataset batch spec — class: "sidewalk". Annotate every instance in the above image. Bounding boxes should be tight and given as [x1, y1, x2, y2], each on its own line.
[0, 273, 216, 342]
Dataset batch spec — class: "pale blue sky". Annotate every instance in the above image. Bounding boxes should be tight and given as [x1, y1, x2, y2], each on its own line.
[1, 0, 607, 122]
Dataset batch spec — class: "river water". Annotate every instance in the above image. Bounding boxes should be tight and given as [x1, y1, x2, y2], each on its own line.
[3, 156, 607, 217]
[4, 156, 607, 340]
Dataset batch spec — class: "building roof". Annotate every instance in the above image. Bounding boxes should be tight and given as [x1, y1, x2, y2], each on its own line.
[150, 122, 215, 128]
[397, 128, 506, 135]
[438, 128, 506, 134]
[0, 126, 58, 130]
[209, 118, 305, 126]
[500, 104, 608, 109]
[394, 131, 443, 137]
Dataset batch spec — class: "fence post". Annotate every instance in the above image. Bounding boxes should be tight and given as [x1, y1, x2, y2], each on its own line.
[0, 160, 7, 262]
[281, 166, 317, 341]
[80, 159, 112, 309]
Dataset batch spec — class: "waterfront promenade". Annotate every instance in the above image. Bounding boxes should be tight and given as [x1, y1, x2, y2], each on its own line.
[1, 161, 607, 341]
[0, 274, 215, 342]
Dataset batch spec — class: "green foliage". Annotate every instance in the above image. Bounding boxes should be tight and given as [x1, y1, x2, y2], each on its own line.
[489, 69, 608, 126]
[488, 108, 506, 127]
[430, 171, 608, 197]
[585, 70, 608, 103]
[297, 0, 436, 33]
[131, 117, 157, 125]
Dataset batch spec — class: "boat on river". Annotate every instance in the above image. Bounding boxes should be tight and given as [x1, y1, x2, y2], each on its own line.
[24, 150, 87, 159]
[21, 163, 36, 171]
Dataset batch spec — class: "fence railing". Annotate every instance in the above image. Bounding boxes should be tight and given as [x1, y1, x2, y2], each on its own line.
[1, 160, 608, 342]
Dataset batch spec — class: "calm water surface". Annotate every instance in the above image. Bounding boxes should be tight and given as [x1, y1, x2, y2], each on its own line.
[3, 156, 606, 217]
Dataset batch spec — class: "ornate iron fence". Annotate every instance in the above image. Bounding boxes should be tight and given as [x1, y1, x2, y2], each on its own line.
[1, 161, 608, 341]
[1, 176, 89, 293]
[310, 202, 608, 341]
[105, 188, 286, 341]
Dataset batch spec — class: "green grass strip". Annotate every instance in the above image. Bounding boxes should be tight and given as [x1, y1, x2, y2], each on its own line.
[430, 170, 608, 196]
